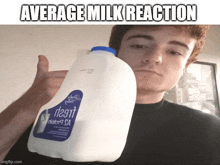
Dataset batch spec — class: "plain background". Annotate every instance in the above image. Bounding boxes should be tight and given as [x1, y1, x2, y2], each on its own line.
[0, 25, 220, 112]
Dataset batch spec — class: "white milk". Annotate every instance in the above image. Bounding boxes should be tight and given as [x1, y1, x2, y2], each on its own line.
[28, 46, 137, 162]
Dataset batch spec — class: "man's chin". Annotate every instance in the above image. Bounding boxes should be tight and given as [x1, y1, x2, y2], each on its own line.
[137, 86, 166, 95]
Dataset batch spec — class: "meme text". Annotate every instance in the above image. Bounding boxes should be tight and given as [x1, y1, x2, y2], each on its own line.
[20, 4, 197, 22]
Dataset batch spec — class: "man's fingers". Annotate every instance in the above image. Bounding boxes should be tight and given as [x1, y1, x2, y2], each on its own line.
[36, 55, 49, 79]
[33, 56, 68, 88]
[47, 70, 68, 78]
[44, 77, 67, 88]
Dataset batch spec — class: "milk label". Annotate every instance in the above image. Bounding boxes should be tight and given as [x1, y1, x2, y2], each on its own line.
[33, 90, 83, 141]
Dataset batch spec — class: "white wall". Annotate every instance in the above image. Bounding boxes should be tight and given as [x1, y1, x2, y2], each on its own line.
[0, 25, 220, 112]
[198, 25, 220, 107]
[0, 25, 113, 112]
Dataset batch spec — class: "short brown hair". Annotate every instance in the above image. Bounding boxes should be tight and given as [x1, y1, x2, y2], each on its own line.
[108, 25, 209, 67]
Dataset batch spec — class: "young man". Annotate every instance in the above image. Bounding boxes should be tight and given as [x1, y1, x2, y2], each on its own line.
[1, 25, 220, 165]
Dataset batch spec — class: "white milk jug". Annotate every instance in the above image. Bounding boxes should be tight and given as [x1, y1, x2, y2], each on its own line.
[28, 46, 137, 162]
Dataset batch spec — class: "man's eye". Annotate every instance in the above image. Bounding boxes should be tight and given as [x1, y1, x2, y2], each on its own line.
[170, 51, 182, 56]
[130, 45, 144, 49]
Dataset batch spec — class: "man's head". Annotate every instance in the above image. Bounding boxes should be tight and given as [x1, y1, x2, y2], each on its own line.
[108, 25, 209, 103]
[109, 25, 209, 68]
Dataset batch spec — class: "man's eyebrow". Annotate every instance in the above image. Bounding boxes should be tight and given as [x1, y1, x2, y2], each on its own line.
[126, 35, 154, 40]
[169, 41, 189, 50]
[127, 35, 190, 50]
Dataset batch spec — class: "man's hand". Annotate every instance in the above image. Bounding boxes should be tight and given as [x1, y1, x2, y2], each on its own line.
[0, 55, 68, 161]
[24, 55, 68, 116]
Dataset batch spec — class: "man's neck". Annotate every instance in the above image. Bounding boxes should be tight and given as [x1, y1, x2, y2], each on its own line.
[135, 90, 164, 104]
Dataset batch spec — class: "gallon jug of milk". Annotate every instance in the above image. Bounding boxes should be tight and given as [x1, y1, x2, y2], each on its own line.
[28, 46, 137, 162]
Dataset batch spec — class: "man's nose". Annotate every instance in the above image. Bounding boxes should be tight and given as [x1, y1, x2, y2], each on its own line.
[142, 46, 163, 65]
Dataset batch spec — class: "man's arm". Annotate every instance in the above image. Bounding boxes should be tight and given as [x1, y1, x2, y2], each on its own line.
[0, 55, 68, 162]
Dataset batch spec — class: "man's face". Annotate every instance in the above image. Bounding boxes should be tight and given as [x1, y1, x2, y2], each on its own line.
[118, 26, 196, 95]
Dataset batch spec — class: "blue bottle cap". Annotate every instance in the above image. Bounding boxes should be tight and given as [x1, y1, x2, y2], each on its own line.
[91, 46, 116, 56]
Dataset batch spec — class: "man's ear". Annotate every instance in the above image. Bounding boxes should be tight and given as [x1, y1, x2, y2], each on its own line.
[184, 59, 192, 69]
[179, 68, 185, 77]
[183, 68, 186, 74]
[184, 64, 189, 70]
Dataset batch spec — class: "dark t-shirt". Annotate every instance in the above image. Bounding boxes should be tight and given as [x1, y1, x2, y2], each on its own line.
[4, 100, 220, 165]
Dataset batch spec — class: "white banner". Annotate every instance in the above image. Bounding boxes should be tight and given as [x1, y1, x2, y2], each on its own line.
[0, 0, 219, 24]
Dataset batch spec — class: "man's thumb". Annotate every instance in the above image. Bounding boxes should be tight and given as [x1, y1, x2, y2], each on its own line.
[36, 55, 49, 78]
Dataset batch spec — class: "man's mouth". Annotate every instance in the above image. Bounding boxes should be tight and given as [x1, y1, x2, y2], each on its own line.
[134, 69, 162, 76]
